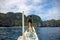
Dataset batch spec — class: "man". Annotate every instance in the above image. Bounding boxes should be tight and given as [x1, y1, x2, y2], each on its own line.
[27, 16, 34, 32]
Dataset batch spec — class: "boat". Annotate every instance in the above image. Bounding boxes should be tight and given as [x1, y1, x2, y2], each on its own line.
[17, 11, 39, 40]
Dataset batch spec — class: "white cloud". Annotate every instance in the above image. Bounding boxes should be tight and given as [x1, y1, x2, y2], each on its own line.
[0, 0, 60, 20]
[45, 7, 60, 20]
[0, 0, 45, 14]
[0, 0, 30, 15]
[33, 0, 42, 3]
[43, 0, 60, 20]
[35, 0, 60, 21]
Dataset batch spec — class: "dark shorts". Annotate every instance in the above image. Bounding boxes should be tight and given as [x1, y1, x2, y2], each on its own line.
[28, 20, 32, 23]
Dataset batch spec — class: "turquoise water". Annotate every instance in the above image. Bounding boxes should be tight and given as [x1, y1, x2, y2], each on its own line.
[0, 27, 60, 40]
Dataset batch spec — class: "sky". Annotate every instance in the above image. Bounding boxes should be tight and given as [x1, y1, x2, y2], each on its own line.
[0, 0, 60, 21]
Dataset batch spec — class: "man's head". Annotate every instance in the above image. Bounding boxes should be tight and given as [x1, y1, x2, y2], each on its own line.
[30, 15, 32, 18]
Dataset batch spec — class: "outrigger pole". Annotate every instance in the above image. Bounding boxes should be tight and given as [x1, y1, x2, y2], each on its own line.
[22, 11, 24, 39]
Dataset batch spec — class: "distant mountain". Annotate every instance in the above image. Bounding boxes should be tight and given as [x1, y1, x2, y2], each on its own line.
[0, 12, 42, 27]
[42, 19, 60, 27]
[0, 12, 60, 27]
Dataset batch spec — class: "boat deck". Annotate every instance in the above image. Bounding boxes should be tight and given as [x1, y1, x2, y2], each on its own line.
[17, 27, 39, 40]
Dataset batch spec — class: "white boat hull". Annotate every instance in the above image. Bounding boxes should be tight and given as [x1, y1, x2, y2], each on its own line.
[17, 27, 39, 40]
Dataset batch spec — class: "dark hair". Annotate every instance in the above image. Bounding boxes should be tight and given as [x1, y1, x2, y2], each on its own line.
[30, 16, 32, 17]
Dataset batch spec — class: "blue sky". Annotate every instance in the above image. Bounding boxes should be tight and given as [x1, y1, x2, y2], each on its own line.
[0, 0, 60, 21]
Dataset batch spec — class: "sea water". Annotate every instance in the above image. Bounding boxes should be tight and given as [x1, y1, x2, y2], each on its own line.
[0, 26, 60, 40]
